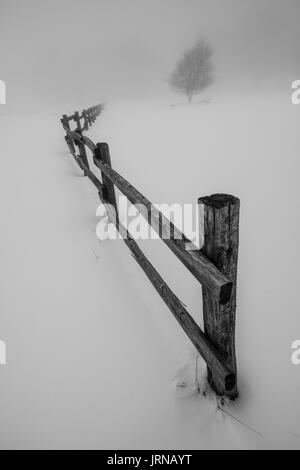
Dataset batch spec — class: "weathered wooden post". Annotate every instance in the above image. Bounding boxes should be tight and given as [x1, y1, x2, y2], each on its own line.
[94, 143, 118, 219]
[82, 110, 88, 131]
[74, 111, 81, 131]
[61, 114, 75, 153]
[86, 109, 90, 127]
[74, 111, 90, 175]
[198, 194, 240, 399]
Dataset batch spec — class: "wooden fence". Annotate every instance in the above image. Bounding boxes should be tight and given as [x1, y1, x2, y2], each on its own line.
[61, 105, 240, 399]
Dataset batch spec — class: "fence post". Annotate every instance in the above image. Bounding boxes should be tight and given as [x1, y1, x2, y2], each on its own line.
[87, 109, 92, 126]
[198, 193, 240, 399]
[61, 114, 75, 153]
[94, 143, 118, 220]
[82, 110, 88, 131]
[74, 111, 82, 132]
[74, 111, 90, 175]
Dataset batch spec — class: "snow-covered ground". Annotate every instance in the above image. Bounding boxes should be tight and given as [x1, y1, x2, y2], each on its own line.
[0, 93, 300, 449]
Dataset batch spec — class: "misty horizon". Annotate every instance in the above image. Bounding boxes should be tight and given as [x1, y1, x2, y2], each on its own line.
[1, 0, 299, 111]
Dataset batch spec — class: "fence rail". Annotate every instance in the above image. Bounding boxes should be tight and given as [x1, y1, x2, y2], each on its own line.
[61, 104, 240, 399]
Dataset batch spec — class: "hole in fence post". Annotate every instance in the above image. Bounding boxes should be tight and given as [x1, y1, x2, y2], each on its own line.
[198, 193, 240, 399]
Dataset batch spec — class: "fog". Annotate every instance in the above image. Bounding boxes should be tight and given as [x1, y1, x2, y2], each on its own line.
[1, 0, 300, 111]
[1, 0, 300, 450]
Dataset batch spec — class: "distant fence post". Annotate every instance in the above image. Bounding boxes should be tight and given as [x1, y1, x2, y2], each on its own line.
[74, 111, 90, 175]
[61, 114, 75, 153]
[87, 109, 92, 126]
[198, 194, 240, 399]
[74, 111, 82, 132]
[82, 110, 88, 131]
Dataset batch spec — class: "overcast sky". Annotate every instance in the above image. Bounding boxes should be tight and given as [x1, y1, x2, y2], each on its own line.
[0, 0, 299, 109]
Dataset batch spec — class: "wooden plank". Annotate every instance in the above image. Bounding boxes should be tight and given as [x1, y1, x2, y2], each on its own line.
[62, 104, 101, 126]
[100, 198, 235, 392]
[65, 132, 105, 195]
[94, 143, 118, 215]
[93, 145, 232, 304]
[62, 126, 236, 394]
[74, 111, 82, 131]
[66, 113, 76, 122]
[62, 128, 96, 154]
[199, 194, 240, 399]
[82, 110, 88, 130]
[61, 114, 75, 152]
[74, 112, 90, 174]
[88, 109, 92, 126]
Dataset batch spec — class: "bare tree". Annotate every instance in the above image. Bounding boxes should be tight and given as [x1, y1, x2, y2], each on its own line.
[168, 39, 213, 102]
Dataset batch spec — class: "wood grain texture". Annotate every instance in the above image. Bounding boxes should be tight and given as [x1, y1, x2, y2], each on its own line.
[94, 143, 118, 215]
[60, 109, 239, 396]
[82, 110, 88, 131]
[93, 145, 232, 304]
[101, 197, 235, 392]
[73, 113, 90, 176]
[61, 115, 75, 152]
[64, 132, 104, 194]
[64, 130, 235, 392]
[199, 194, 240, 398]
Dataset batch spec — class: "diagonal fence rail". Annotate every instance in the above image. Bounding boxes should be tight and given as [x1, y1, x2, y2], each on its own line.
[61, 104, 240, 399]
